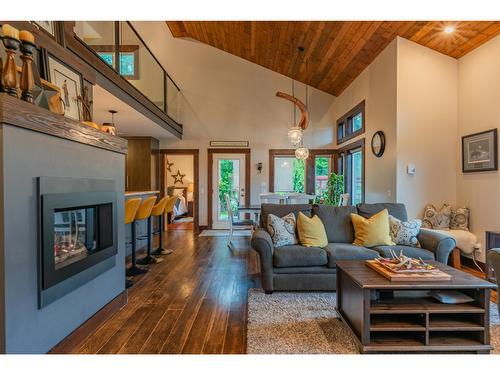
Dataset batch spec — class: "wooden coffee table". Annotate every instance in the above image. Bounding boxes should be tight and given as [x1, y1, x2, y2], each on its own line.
[335, 260, 496, 354]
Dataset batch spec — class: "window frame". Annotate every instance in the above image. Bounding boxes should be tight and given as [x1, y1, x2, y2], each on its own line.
[269, 149, 306, 193]
[336, 100, 365, 145]
[337, 138, 365, 205]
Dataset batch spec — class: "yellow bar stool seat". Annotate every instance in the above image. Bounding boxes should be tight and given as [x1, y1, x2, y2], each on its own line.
[124, 198, 142, 288]
[151, 196, 175, 256]
[127, 196, 157, 276]
[136, 196, 165, 266]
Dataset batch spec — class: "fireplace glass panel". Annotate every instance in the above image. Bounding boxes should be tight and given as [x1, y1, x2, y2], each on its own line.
[54, 207, 97, 270]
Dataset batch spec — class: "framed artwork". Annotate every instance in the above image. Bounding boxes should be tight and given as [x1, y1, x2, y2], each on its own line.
[33, 21, 56, 37]
[462, 128, 498, 173]
[47, 55, 83, 121]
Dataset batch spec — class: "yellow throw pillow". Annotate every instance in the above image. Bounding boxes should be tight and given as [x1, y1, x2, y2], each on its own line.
[351, 209, 395, 247]
[297, 212, 328, 247]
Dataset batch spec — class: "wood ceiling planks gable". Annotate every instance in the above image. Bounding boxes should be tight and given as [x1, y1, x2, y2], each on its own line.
[166, 21, 500, 96]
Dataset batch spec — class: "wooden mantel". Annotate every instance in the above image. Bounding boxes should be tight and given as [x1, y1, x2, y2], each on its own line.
[0, 94, 128, 155]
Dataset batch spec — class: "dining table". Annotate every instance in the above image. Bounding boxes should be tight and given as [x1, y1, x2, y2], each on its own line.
[237, 204, 261, 227]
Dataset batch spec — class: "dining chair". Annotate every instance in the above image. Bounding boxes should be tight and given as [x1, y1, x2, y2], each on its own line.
[225, 193, 254, 248]
[339, 193, 350, 206]
[486, 248, 500, 314]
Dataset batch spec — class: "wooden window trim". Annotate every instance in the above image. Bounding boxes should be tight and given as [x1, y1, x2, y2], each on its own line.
[336, 100, 365, 145]
[337, 139, 365, 204]
[92, 45, 140, 80]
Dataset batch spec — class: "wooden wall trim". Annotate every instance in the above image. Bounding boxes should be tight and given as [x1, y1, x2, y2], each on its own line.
[48, 290, 127, 353]
[160, 149, 200, 233]
[207, 148, 251, 229]
[0, 94, 128, 155]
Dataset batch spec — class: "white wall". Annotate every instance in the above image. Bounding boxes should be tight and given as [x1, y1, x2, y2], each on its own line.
[329, 39, 398, 205]
[457, 35, 500, 261]
[166, 154, 194, 188]
[396, 37, 458, 219]
[132, 22, 337, 226]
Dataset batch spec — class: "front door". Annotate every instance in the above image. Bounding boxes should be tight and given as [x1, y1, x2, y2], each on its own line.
[212, 154, 246, 229]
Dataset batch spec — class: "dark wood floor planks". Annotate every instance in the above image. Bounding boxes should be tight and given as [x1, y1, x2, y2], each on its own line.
[68, 230, 259, 354]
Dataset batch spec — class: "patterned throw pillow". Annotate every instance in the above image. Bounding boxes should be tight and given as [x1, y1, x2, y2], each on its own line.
[450, 207, 470, 231]
[422, 204, 452, 230]
[267, 213, 298, 247]
[389, 215, 421, 247]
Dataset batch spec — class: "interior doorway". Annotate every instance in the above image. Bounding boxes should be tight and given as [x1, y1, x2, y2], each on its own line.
[208, 148, 250, 229]
[160, 149, 199, 233]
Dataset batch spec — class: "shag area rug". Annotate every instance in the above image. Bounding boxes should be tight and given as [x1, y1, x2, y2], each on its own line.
[246, 289, 500, 354]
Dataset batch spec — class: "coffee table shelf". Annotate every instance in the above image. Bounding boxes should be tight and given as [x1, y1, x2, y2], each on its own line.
[335, 260, 495, 354]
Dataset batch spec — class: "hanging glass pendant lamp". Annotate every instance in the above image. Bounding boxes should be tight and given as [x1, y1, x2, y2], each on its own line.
[295, 144, 309, 160]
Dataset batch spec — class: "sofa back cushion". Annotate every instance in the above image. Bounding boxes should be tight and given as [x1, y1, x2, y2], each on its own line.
[312, 204, 357, 243]
[260, 203, 312, 229]
[356, 203, 408, 222]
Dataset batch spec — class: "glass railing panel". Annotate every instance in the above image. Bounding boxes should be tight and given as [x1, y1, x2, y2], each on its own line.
[119, 22, 165, 110]
[166, 75, 180, 123]
[74, 21, 117, 69]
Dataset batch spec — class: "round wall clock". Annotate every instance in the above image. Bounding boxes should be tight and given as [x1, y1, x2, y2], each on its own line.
[371, 131, 386, 157]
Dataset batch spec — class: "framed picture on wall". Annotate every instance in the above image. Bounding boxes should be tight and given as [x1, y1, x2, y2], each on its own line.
[462, 128, 498, 173]
[47, 55, 83, 121]
[32, 21, 56, 38]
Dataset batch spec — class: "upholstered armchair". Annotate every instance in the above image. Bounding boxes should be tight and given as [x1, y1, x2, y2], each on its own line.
[487, 249, 500, 314]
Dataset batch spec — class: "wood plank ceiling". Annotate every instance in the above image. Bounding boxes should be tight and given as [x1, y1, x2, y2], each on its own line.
[166, 21, 500, 96]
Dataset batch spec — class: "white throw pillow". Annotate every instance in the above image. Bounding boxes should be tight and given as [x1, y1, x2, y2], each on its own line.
[389, 215, 422, 247]
[267, 213, 298, 247]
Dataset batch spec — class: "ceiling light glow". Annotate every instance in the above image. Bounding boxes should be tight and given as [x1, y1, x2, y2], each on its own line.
[444, 26, 455, 34]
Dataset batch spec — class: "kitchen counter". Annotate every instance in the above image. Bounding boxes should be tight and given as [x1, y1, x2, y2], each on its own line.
[125, 190, 160, 197]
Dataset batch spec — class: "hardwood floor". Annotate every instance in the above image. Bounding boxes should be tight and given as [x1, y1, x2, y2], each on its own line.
[54, 230, 497, 354]
[62, 231, 260, 354]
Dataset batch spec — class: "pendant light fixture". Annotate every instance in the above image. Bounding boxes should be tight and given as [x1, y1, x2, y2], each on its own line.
[287, 41, 303, 146]
[294, 46, 309, 160]
[101, 109, 117, 136]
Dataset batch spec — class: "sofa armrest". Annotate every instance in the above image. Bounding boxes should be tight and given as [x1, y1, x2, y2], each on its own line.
[250, 228, 274, 292]
[417, 228, 456, 264]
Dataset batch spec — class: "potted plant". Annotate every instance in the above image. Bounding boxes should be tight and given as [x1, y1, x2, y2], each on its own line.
[321, 172, 344, 206]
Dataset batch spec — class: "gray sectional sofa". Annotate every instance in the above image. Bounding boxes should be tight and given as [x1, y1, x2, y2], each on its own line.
[250, 202, 456, 293]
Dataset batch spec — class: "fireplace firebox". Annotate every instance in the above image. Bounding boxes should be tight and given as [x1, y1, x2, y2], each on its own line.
[38, 177, 117, 308]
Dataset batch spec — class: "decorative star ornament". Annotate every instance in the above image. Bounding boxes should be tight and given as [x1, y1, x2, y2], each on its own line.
[32, 68, 59, 111]
[166, 158, 174, 172]
[172, 170, 185, 184]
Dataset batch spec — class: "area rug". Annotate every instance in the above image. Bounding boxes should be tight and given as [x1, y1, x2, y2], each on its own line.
[199, 229, 252, 237]
[246, 289, 500, 354]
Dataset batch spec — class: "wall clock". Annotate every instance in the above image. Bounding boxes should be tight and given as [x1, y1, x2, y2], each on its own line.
[371, 131, 386, 157]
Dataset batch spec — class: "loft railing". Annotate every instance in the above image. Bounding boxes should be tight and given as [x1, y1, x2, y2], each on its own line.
[73, 21, 181, 124]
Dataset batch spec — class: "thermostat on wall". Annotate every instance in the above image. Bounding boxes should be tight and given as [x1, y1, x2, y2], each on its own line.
[407, 164, 416, 175]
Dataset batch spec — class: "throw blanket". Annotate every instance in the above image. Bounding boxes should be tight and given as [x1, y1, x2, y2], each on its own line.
[426, 229, 478, 255]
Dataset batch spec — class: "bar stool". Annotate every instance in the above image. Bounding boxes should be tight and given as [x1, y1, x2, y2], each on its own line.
[152, 195, 177, 256]
[139, 196, 167, 262]
[127, 196, 156, 275]
[124, 198, 142, 288]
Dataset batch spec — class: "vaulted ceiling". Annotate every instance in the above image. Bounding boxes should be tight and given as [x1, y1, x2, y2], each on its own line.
[166, 21, 500, 96]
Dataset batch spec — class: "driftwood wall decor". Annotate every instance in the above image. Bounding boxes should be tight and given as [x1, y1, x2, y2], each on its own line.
[276, 91, 309, 130]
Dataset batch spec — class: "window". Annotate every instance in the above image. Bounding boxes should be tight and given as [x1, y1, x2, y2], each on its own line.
[337, 100, 365, 145]
[96, 50, 138, 79]
[337, 140, 365, 205]
[314, 155, 332, 197]
[273, 156, 305, 193]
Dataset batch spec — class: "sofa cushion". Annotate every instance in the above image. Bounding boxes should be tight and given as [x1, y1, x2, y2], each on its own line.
[312, 205, 357, 243]
[273, 245, 328, 268]
[260, 203, 312, 229]
[357, 203, 408, 222]
[372, 245, 435, 260]
[324, 243, 380, 268]
[351, 209, 395, 247]
[267, 212, 298, 247]
[297, 212, 328, 247]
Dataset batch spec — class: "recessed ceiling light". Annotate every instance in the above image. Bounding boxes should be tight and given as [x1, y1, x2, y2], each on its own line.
[444, 26, 455, 34]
